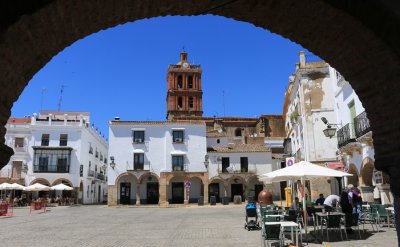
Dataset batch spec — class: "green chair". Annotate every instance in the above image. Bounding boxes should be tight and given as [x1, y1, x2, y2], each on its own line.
[376, 204, 392, 227]
[323, 214, 348, 242]
[360, 209, 378, 232]
[262, 223, 283, 247]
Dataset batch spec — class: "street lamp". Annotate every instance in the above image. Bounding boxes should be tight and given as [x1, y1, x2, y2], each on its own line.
[321, 117, 339, 138]
[110, 156, 116, 169]
[204, 154, 209, 169]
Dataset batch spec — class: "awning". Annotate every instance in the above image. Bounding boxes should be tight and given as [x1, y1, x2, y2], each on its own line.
[133, 149, 145, 153]
[170, 150, 186, 155]
[325, 162, 345, 172]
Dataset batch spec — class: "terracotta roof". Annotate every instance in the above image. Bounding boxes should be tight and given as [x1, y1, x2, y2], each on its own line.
[7, 118, 31, 124]
[208, 144, 271, 153]
[206, 130, 226, 138]
[110, 120, 205, 126]
[272, 153, 284, 159]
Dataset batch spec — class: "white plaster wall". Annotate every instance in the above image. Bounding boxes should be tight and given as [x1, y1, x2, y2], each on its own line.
[207, 152, 274, 179]
[108, 122, 207, 186]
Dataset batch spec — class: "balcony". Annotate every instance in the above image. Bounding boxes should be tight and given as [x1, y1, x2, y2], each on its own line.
[217, 164, 257, 174]
[354, 111, 371, 138]
[96, 172, 105, 180]
[337, 123, 356, 148]
[283, 138, 292, 156]
[128, 162, 151, 171]
[172, 164, 187, 172]
[88, 170, 95, 177]
[34, 165, 70, 173]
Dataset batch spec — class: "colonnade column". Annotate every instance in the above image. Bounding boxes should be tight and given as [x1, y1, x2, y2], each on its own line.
[136, 184, 141, 205]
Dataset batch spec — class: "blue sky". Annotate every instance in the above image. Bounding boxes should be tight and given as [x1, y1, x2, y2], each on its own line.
[11, 15, 317, 137]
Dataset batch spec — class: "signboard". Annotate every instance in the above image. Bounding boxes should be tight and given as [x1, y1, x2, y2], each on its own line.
[185, 180, 191, 188]
[286, 157, 295, 167]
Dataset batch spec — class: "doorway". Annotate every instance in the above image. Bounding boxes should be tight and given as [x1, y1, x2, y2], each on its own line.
[209, 183, 220, 203]
[171, 182, 184, 204]
[254, 184, 264, 202]
[120, 182, 131, 205]
[231, 184, 243, 202]
[147, 182, 159, 204]
[98, 185, 101, 203]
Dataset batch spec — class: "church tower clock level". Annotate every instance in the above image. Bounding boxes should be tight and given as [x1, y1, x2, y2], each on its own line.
[166, 51, 203, 120]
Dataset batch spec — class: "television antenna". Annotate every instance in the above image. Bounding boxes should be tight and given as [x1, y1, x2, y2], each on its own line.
[57, 85, 66, 111]
[40, 87, 47, 111]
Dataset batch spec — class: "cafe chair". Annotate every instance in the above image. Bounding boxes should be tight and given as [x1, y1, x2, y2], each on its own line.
[323, 214, 348, 242]
[262, 223, 283, 247]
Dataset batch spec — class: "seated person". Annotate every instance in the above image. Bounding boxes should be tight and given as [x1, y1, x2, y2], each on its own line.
[305, 194, 313, 206]
[290, 197, 301, 211]
[323, 194, 340, 212]
[315, 193, 325, 206]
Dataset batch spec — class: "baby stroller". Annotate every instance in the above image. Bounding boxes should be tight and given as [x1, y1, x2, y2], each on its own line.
[244, 203, 259, 231]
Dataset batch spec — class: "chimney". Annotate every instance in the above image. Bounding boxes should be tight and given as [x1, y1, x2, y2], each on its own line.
[299, 51, 306, 68]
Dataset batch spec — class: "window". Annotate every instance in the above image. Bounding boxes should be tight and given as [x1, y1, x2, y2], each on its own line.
[188, 97, 193, 108]
[240, 157, 248, 172]
[172, 130, 184, 143]
[177, 76, 183, 88]
[41, 134, 49, 146]
[95, 149, 99, 158]
[217, 139, 220, 144]
[14, 137, 24, 148]
[33, 148, 71, 173]
[60, 134, 68, 146]
[222, 157, 230, 173]
[11, 161, 22, 178]
[133, 131, 145, 143]
[188, 76, 193, 88]
[172, 155, 184, 171]
[235, 128, 242, 137]
[134, 153, 144, 170]
[178, 97, 183, 109]
[89, 144, 93, 154]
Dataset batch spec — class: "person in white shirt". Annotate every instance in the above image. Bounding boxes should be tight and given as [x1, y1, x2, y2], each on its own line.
[323, 194, 340, 212]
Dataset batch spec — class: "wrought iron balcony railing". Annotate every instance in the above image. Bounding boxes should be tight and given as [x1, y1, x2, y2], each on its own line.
[354, 111, 371, 138]
[337, 123, 356, 148]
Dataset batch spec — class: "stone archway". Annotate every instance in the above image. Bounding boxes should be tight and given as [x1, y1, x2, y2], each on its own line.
[360, 158, 374, 187]
[30, 178, 50, 186]
[347, 163, 359, 187]
[1, 2, 400, 201]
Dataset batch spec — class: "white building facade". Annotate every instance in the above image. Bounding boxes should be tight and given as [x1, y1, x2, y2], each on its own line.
[332, 71, 391, 204]
[206, 133, 280, 202]
[1, 111, 108, 204]
[282, 52, 344, 198]
[107, 120, 208, 206]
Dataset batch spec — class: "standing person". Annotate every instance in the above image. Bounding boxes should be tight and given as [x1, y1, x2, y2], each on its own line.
[351, 186, 362, 218]
[340, 190, 354, 234]
[290, 197, 300, 210]
[315, 193, 325, 206]
[323, 194, 340, 212]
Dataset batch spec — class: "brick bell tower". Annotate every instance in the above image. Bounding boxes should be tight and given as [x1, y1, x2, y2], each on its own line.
[166, 50, 203, 120]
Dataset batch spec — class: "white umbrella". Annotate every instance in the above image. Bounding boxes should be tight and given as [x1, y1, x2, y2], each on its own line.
[260, 160, 352, 239]
[9, 183, 25, 190]
[51, 183, 73, 191]
[0, 182, 13, 190]
[23, 183, 51, 192]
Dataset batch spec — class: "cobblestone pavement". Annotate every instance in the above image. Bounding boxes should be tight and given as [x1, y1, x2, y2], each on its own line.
[0, 205, 397, 247]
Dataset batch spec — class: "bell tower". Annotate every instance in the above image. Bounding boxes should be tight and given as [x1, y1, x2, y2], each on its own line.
[166, 51, 203, 120]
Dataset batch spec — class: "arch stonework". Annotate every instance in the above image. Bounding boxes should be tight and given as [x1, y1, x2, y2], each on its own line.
[360, 157, 375, 187]
[1, 2, 399, 198]
[138, 172, 160, 184]
[51, 178, 74, 187]
[30, 178, 50, 186]
[347, 163, 359, 187]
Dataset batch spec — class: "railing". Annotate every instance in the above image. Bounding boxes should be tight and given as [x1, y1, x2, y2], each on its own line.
[88, 170, 95, 177]
[96, 172, 105, 180]
[33, 165, 70, 173]
[172, 163, 188, 172]
[354, 111, 371, 138]
[283, 138, 292, 156]
[129, 162, 151, 171]
[337, 123, 356, 148]
[217, 164, 257, 174]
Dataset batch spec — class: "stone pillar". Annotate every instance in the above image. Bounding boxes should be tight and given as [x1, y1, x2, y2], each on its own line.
[203, 178, 209, 205]
[135, 184, 141, 205]
[359, 186, 374, 203]
[159, 175, 168, 206]
[376, 184, 392, 204]
[107, 185, 117, 206]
